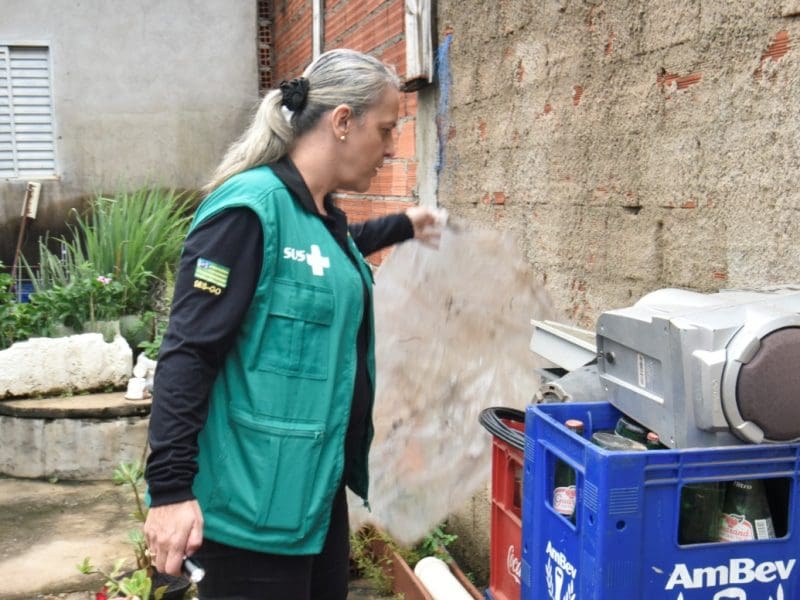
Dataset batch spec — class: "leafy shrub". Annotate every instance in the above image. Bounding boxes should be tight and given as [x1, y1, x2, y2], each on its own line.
[0, 187, 193, 351]
[28, 267, 136, 331]
[31, 187, 193, 315]
[77, 461, 170, 600]
[70, 187, 192, 290]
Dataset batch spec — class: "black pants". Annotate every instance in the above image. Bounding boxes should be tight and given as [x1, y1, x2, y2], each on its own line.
[194, 485, 350, 600]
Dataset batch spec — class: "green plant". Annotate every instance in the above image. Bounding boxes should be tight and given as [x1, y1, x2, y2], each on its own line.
[137, 323, 165, 360]
[78, 556, 163, 600]
[0, 267, 19, 347]
[0, 263, 47, 349]
[26, 266, 139, 331]
[413, 524, 459, 564]
[29, 187, 192, 315]
[5, 187, 190, 349]
[349, 522, 460, 596]
[349, 527, 395, 596]
[25, 235, 77, 290]
[66, 187, 192, 305]
[77, 459, 169, 600]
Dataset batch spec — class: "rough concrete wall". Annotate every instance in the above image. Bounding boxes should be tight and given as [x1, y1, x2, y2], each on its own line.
[436, 1, 800, 329]
[434, 0, 800, 584]
[0, 0, 257, 261]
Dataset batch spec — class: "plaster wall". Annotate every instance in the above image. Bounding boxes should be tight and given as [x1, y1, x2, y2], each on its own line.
[0, 0, 257, 261]
[436, 1, 800, 330]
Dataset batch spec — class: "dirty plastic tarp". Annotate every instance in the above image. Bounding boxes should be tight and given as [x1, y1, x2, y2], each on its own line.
[348, 226, 554, 545]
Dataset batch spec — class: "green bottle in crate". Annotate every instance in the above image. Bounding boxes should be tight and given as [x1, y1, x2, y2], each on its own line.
[645, 431, 666, 450]
[614, 415, 648, 445]
[678, 482, 724, 544]
[553, 419, 584, 523]
[718, 479, 776, 542]
[590, 431, 647, 451]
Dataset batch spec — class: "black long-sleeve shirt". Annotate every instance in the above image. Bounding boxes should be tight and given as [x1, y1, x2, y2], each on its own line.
[146, 157, 414, 506]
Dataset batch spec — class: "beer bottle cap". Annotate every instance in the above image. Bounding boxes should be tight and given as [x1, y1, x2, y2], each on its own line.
[565, 419, 585, 435]
[645, 431, 664, 449]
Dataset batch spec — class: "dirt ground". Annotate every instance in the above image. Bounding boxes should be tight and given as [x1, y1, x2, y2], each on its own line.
[0, 477, 388, 600]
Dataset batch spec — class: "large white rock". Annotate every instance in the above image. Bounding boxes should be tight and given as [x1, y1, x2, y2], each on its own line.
[0, 333, 132, 399]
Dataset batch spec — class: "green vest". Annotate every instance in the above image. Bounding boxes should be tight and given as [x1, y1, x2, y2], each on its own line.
[191, 166, 375, 554]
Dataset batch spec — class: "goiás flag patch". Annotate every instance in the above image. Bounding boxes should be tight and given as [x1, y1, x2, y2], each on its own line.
[194, 258, 230, 288]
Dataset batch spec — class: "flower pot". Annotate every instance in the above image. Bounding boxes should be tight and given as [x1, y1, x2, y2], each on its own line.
[119, 313, 155, 353]
[49, 323, 77, 338]
[365, 532, 482, 600]
[368, 537, 433, 600]
[83, 319, 121, 343]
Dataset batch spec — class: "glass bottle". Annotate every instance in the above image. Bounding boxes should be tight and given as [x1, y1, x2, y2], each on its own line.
[553, 419, 584, 523]
[615, 415, 648, 445]
[645, 431, 661, 449]
[718, 479, 776, 542]
[678, 482, 724, 544]
[591, 431, 647, 451]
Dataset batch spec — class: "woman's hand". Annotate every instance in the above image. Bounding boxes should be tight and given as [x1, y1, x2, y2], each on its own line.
[144, 499, 204, 576]
[406, 206, 445, 247]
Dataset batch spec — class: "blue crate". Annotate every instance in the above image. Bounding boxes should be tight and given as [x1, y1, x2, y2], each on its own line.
[521, 402, 800, 600]
[16, 281, 35, 303]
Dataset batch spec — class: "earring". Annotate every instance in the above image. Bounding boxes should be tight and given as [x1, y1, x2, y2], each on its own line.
[339, 135, 346, 142]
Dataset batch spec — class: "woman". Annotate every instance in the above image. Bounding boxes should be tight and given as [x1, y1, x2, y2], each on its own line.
[144, 48, 438, 599]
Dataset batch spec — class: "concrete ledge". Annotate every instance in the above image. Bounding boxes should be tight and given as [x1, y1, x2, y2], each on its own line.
[0, 391, 151, 419]
[0, 392, 150, 480]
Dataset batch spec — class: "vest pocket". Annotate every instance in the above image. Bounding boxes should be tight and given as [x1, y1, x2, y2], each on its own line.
[257, 278, 334, 380]
[226, 408, 326, 534]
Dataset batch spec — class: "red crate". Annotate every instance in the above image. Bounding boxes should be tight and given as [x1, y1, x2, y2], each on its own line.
[488, 415, 524, 600]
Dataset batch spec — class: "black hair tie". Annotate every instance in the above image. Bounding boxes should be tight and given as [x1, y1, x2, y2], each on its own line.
[279, 77, 310, 112]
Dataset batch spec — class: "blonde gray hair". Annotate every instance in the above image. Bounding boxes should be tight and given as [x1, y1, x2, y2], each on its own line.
[204, 49, 401, 194]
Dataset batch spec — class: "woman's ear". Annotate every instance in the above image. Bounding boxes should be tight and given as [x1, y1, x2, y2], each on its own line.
[331, 104, 352, 139]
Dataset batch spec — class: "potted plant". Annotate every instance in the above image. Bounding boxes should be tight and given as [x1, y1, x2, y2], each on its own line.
[77, 461, 192, 600]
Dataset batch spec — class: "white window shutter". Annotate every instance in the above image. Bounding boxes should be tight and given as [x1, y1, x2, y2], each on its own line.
[0, 45, 56, 179]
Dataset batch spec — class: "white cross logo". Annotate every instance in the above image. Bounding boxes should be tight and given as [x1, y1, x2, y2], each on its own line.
[306, 244, 330, 276]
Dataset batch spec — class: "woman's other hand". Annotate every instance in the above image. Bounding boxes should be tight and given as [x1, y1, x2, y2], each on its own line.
[144, 499, 204, 576]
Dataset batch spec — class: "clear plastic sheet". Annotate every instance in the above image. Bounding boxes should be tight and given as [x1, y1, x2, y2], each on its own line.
[349, 226, 555, 544]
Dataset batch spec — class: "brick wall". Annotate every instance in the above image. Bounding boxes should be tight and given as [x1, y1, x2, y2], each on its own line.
[272, 0, 420, 263]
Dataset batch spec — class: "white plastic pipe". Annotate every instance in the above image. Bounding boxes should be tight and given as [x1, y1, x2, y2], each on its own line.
[413, 556, 473, 600]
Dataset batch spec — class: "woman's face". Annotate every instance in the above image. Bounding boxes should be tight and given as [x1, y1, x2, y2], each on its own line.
[336, 85, 400, 193]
